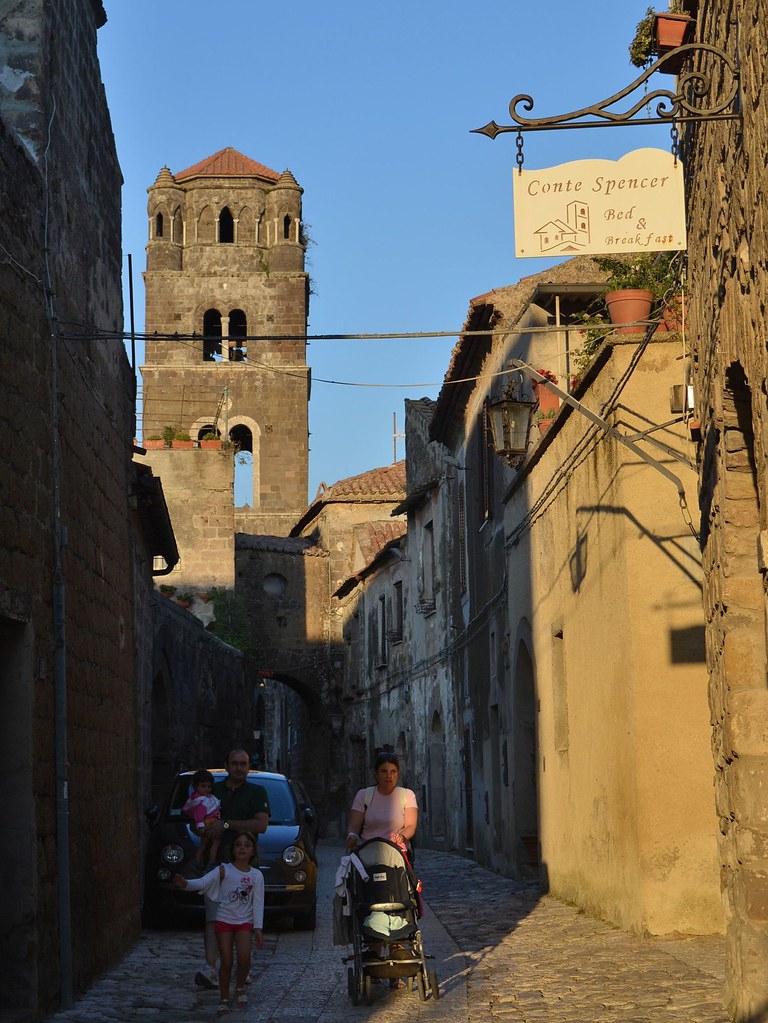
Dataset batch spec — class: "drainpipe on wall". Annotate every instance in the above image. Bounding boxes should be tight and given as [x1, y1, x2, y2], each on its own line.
[51, 314, 73, 1009]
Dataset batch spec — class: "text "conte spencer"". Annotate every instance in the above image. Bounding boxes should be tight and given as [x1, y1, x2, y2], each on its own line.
[527, 175, 671, 198]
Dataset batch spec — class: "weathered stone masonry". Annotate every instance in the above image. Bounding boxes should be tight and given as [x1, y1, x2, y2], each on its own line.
[685, 1, 768, 1017]
[1, 2, 142, 1019]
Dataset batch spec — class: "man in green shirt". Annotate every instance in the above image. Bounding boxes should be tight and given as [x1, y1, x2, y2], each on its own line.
[195, 749, 270, 990]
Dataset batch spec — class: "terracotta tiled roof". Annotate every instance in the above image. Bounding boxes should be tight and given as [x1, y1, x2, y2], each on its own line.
[406, 397, 437, 423]
[354, 520, 407, 566]
[313, 461, 406, 503]
[291, 462, 407, 537]
[334, 521, 407, 597]
[174, 147, 281, 182]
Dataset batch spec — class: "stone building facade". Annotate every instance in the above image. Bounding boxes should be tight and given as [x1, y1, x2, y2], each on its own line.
[141, 147, 310, 554]
[682, 0, 768, 1016]
[0, 2, 145, 1019]
[334, 256, 722, 942]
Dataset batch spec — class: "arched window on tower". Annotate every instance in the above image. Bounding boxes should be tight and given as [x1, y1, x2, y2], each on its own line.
[230, 424, 254, 507]
[229, 309, 247, 362]
[202, 309, 222, 361]
[198, 205, 215, 244]
[155, 212, 164, 238]
[172, 206, 183, 244]
[283, 214, 292, 240]
[219, 206, 234, 243]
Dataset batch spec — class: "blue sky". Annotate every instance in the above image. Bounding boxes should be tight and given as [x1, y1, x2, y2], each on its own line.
[97, 2, 670, 501]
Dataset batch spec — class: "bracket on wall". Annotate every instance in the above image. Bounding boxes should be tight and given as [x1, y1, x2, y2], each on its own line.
[472, 43, 741, 166]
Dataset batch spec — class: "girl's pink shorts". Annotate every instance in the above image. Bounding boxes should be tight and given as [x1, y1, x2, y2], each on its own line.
[214, 921, 253, 934]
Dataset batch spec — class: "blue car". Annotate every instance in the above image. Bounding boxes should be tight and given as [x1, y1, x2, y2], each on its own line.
[144, 770, 318, 929]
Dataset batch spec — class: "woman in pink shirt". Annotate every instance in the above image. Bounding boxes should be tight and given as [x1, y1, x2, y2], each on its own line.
[345, 752, 418, 858]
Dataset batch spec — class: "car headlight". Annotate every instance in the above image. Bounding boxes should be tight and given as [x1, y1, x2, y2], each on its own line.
[293, 870, 307, 883]
[282, 845, 305, 867]
[161, 844, 185, 865]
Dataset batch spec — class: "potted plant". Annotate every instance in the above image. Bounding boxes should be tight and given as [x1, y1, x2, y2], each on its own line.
[162, 425, 176, 448]
[535, 408, 556, 435]
[200, 431, 222, 449]
[172, 430, 194, 449]
[532, 370, 560, 417]
[593, 253, 678, 334]
[144, 434, 165, 449]
[173, 592, 194, 608]
[629, 4, 694, 74]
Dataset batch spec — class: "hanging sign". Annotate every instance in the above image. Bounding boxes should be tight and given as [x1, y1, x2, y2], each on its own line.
[512, 148, 686, 257]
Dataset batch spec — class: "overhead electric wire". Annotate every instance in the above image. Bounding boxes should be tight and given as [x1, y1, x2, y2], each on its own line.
[57, 321, 621, 344]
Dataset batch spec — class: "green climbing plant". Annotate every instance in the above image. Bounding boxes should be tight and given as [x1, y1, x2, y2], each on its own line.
[209, 587, 259, 659]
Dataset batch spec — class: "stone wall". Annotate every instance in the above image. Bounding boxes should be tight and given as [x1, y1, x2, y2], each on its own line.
[147, 595, 255, 805]
[138, 447, 235, 589]
[684, 1, 768, 1016]
[0, 2, 138, 1019]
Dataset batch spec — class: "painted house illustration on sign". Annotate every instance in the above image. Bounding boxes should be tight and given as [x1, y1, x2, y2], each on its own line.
[535, 200, 591, 254]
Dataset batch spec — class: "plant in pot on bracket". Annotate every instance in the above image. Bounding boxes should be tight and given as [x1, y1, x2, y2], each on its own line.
[629, 3, 694, 75]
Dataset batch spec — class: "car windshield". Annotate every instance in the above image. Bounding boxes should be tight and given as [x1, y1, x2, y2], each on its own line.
[167, 773, 299, 827]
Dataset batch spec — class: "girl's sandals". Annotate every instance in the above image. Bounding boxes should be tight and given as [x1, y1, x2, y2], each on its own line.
[216, 1001, 230, 1016]
[236, 988, 248, 1009]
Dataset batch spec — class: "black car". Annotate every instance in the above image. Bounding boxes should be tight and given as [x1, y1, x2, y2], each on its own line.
[143, 770, 318, 929]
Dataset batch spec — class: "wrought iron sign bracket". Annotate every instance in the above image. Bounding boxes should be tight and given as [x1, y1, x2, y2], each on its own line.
[473, 43, 741, 168]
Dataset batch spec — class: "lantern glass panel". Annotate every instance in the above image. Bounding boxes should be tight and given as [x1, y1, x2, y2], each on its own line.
[487, 398, 532, 456]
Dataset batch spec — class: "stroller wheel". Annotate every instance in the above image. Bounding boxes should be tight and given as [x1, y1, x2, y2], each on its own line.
[416, 971, 427, 1002]
[347, 967, 358, 1005]
[364, 973, 373, 1005]
[429, 968, 440, 1000]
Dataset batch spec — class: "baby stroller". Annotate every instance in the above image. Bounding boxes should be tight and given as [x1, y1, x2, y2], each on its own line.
[345, 838, 439, 1005]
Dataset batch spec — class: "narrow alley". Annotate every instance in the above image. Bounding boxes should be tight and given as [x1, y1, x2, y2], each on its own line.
[46, 844, 727, 1023]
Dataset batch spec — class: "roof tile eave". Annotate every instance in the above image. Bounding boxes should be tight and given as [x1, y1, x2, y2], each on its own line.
[174, 146, 281, 183]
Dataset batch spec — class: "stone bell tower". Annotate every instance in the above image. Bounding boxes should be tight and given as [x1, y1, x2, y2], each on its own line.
[140, 147, 310, 584]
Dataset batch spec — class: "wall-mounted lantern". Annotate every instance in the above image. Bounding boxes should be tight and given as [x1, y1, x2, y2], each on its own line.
[486, 391, 535, 463]
[486, 359, 688, 502]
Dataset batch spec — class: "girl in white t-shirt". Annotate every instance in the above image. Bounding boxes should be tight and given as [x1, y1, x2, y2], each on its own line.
[175, 831, 264, 1015]
[346, 752, 418, 856]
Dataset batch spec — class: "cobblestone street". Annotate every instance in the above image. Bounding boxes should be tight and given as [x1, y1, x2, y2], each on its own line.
[46, 843, 728, 1023]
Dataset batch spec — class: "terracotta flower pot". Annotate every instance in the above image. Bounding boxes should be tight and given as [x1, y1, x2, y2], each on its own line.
[605, 289, 654, 334]
[655, 13, 693, 50]
[172, 439, 194, 449]
[532, 379, 559, 416]
[654, 13, 694, 74]
[662, 294, 687, 333]
[143, 439, 165, 449]
[200, 439, 222, 449]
